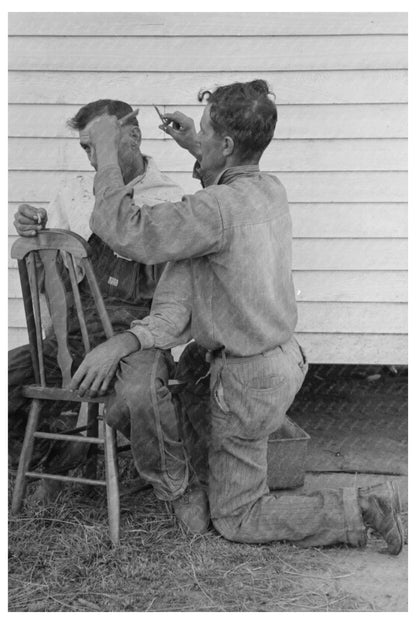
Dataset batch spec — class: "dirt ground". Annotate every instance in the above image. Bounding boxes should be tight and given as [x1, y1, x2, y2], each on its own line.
[304, 473, 408, 611]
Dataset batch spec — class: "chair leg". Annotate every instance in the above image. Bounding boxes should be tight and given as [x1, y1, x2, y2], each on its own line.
[84, 403, 99, 481]
[11, 399, 42, 514]
[104, 422, 120, 546]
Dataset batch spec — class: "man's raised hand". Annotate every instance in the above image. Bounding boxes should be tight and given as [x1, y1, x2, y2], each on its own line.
[159, 111, 201, 160]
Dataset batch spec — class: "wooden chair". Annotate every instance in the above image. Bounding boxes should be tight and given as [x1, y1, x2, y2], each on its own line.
[11, 229, 121, 545]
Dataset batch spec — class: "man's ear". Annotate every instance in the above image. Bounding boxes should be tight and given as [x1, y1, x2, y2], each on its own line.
[130, 125, 142, 147]
[223, 135, 235, 157]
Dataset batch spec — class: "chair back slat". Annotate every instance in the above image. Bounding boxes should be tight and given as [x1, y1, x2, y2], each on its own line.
[41, 249, 73, 387]
[26, 254, 47, 386]
[17, 259, 41, 385]
[64, 251, 91, 353]
[11, 230, 115, 390]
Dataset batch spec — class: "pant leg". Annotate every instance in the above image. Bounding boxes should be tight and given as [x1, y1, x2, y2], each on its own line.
[105, 348, 188, 501]
[208, 338, 366, 548]
[175, 342, 211, 487]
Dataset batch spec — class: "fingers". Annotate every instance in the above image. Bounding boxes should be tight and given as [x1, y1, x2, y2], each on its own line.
[14, 205, 47, 236]
[163, 111, 189, 125]
[90, 363, 117, 396]
[99, 364, 118, 394]
[161, 111, 192, 133]
[119, 108, 140, 126]
[159, 123, 175, 137]
[13, 222, 38, 237]
[70, 361, 91, 397]
[70, 360, 117, 398]
[17, 204, 47, 221]
[16, 205, 47, 224]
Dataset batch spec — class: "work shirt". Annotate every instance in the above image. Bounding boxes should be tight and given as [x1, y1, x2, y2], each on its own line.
[91, 163, 298, 357]
[44, 156, 183, 335]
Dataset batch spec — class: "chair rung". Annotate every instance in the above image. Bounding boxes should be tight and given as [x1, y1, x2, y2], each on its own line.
[21, 385, 110, 403]
[33, 432, 103, 444]
[25, 471, 107, 487]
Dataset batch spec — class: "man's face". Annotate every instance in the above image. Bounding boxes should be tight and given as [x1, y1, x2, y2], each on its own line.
[79, 117, 138, 175]
[197, 105, 227, 176]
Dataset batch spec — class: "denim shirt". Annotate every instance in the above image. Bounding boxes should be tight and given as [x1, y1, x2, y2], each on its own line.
[91, 163, 298, 357]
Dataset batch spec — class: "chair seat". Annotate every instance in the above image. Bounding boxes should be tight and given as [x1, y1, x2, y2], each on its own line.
[21, 384, 112, 403]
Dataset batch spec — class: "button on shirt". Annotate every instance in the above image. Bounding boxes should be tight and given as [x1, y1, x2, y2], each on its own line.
[91, 163, 298, 357]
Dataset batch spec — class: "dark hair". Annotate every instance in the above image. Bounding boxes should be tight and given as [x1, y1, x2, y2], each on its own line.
[67, 99, 139, 131]
[198, 80, 277, 161]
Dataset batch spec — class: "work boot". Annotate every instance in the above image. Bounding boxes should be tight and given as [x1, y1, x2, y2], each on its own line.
[358, 481, 404, 555]
[172, 485, 210, 534]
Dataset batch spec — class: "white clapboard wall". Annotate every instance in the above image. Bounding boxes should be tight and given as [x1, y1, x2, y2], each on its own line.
[8, 12, 408, 364]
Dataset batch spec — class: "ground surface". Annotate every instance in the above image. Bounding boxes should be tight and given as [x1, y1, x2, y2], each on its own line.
[8, 364, 408, 612]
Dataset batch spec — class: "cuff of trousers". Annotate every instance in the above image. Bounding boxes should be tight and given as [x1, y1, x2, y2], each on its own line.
[343, 487, 367, 547]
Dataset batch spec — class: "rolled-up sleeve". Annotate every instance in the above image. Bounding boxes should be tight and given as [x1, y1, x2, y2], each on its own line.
[90, 165, 224, 265]
[128, 259, 193, 350]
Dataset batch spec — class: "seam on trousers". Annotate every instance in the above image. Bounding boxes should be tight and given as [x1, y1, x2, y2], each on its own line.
[150, 349, 167, 472]
[343, 486, 366, 545]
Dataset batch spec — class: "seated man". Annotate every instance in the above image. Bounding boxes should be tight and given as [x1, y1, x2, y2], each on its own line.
[9, 99, 191, 512]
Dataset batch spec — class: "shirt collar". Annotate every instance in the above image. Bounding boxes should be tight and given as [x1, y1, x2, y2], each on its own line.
[201, 163, 260, 187]
[216, 164, 260, 186]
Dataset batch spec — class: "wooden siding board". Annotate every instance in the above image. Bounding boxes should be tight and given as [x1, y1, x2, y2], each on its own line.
[8, 297, 407, 334]
[9, 268, 406, 302]
[8, 328, 29, 351]
[290, 204, 408, 237]
[293, 271, 408, 303]
[292, 239, 407, 271]
[8, 104, 408, 139]
[8, 235, 408, 271]
[8, 12, 408, 36]
[10, 326, 406, 366]
[8, 70, 408, 105]
[7, 328, 407, 366]
[8, 137, 408, 173]
[7, 203, 408, 239]
[296, 333, 407, 365]
[8, 35, 408, 72]
[8, 202, 408, 238]
[8, 170, 408, 203]
[296, 302, 407, 333]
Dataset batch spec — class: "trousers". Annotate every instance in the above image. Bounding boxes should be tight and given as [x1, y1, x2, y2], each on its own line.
[176, 338, 366, 547]
[8, 338, 188, 501]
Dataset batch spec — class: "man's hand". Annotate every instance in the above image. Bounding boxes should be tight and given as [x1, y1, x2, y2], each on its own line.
[70, 332, 140, 398]
[14, 204, 48, 237]
[160, 112, 201, 160]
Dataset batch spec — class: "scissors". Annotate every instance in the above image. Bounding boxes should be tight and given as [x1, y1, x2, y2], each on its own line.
[153, 104, 168, 125]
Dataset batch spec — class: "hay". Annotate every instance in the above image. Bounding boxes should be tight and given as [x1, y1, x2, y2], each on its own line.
[8, 471, 375, 613]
